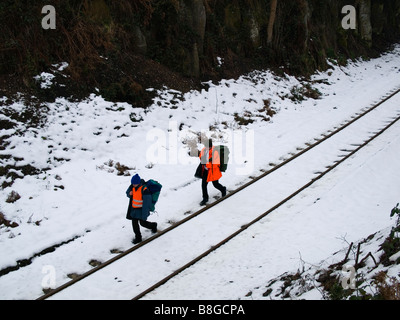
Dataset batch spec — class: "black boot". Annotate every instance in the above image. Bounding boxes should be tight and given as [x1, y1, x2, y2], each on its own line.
[132, 236, 142, 244]
[221, 186, 227, 197]
[151, 222, 158, 234]
[200, 198, 208, 206]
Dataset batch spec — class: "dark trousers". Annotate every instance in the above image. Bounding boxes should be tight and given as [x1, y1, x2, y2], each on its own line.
[132, 218, 155, 238]
[202, 173, 225, 201]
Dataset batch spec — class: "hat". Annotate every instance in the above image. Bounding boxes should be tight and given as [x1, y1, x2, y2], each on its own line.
[131, 174, 141, 185]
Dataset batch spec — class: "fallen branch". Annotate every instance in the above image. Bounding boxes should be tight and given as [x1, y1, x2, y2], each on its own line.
[342, 242, 354, 264]
[357, 252, 378, 268]
[355, 243, 361, 265]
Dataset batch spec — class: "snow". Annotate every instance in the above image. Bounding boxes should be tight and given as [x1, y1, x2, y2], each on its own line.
[33, 72, 55, 89]
[1, 45, 400, 300]
[144, 118, 400, 300]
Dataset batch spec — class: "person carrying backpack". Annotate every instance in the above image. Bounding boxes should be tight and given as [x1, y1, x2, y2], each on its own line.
[126, 174, 157, 244]
[198, 139, 227, 206]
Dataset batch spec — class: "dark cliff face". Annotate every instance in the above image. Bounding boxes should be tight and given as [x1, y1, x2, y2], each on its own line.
[1, 0, 399, 104]
[144, 0, 400, 78]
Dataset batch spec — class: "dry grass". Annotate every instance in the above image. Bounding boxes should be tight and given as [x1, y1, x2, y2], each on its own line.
[0, 212, 19, 228]
[374, 271, 400, 300]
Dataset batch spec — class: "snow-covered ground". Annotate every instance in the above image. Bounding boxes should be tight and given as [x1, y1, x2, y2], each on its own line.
[143, 110, 400, 300]
[1, 46, 400, 300]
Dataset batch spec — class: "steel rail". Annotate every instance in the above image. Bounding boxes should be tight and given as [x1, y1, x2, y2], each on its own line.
[37, 87, 400, 300]
[132, 112, 400, 300]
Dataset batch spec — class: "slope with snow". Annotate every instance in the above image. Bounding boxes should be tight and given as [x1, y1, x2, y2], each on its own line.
[143, 108, 400, 300]
[0, 46, 400, 300]
[47, 88, 400, 300]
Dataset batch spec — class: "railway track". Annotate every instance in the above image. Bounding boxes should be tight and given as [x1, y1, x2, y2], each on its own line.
[38, 87, 400, 300]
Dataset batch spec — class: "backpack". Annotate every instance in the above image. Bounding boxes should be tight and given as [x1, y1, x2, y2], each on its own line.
[214, 145, 230, 172]
[145, 179, 162, 212]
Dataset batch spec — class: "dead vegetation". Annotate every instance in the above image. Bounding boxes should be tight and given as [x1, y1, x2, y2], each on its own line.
[5, 191, 21, 203]
[250, 204, 400, 300]
[0, 212, 19, 228]
[96, 159, 133, 176]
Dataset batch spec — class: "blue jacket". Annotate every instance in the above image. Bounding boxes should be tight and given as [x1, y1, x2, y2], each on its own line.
[125, 181, 151, 221]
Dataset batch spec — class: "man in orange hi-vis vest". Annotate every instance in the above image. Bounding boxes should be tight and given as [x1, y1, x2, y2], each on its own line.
[126, 174, 157, 244]
[199, 139, 227, 206]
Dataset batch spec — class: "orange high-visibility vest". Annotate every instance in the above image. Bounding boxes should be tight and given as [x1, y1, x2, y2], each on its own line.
[199, 147, 222, 182]
[131, 185, 147, 208]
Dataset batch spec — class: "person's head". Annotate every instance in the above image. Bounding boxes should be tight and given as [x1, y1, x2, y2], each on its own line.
[131, 174, 141, 187]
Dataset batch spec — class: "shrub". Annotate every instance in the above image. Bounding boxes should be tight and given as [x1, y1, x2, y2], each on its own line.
[0, 212, 19, 228]
[381, 203, 400, 266]
[6, 190, 21, 203]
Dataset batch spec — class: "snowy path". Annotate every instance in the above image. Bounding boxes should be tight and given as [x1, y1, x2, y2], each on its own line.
[144, 104, 400, 300]
[46, 92, 400, 300]
[2, 47, 400, 300]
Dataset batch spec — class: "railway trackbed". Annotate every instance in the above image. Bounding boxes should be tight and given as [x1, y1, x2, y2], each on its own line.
[37, 88, 400, 300]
